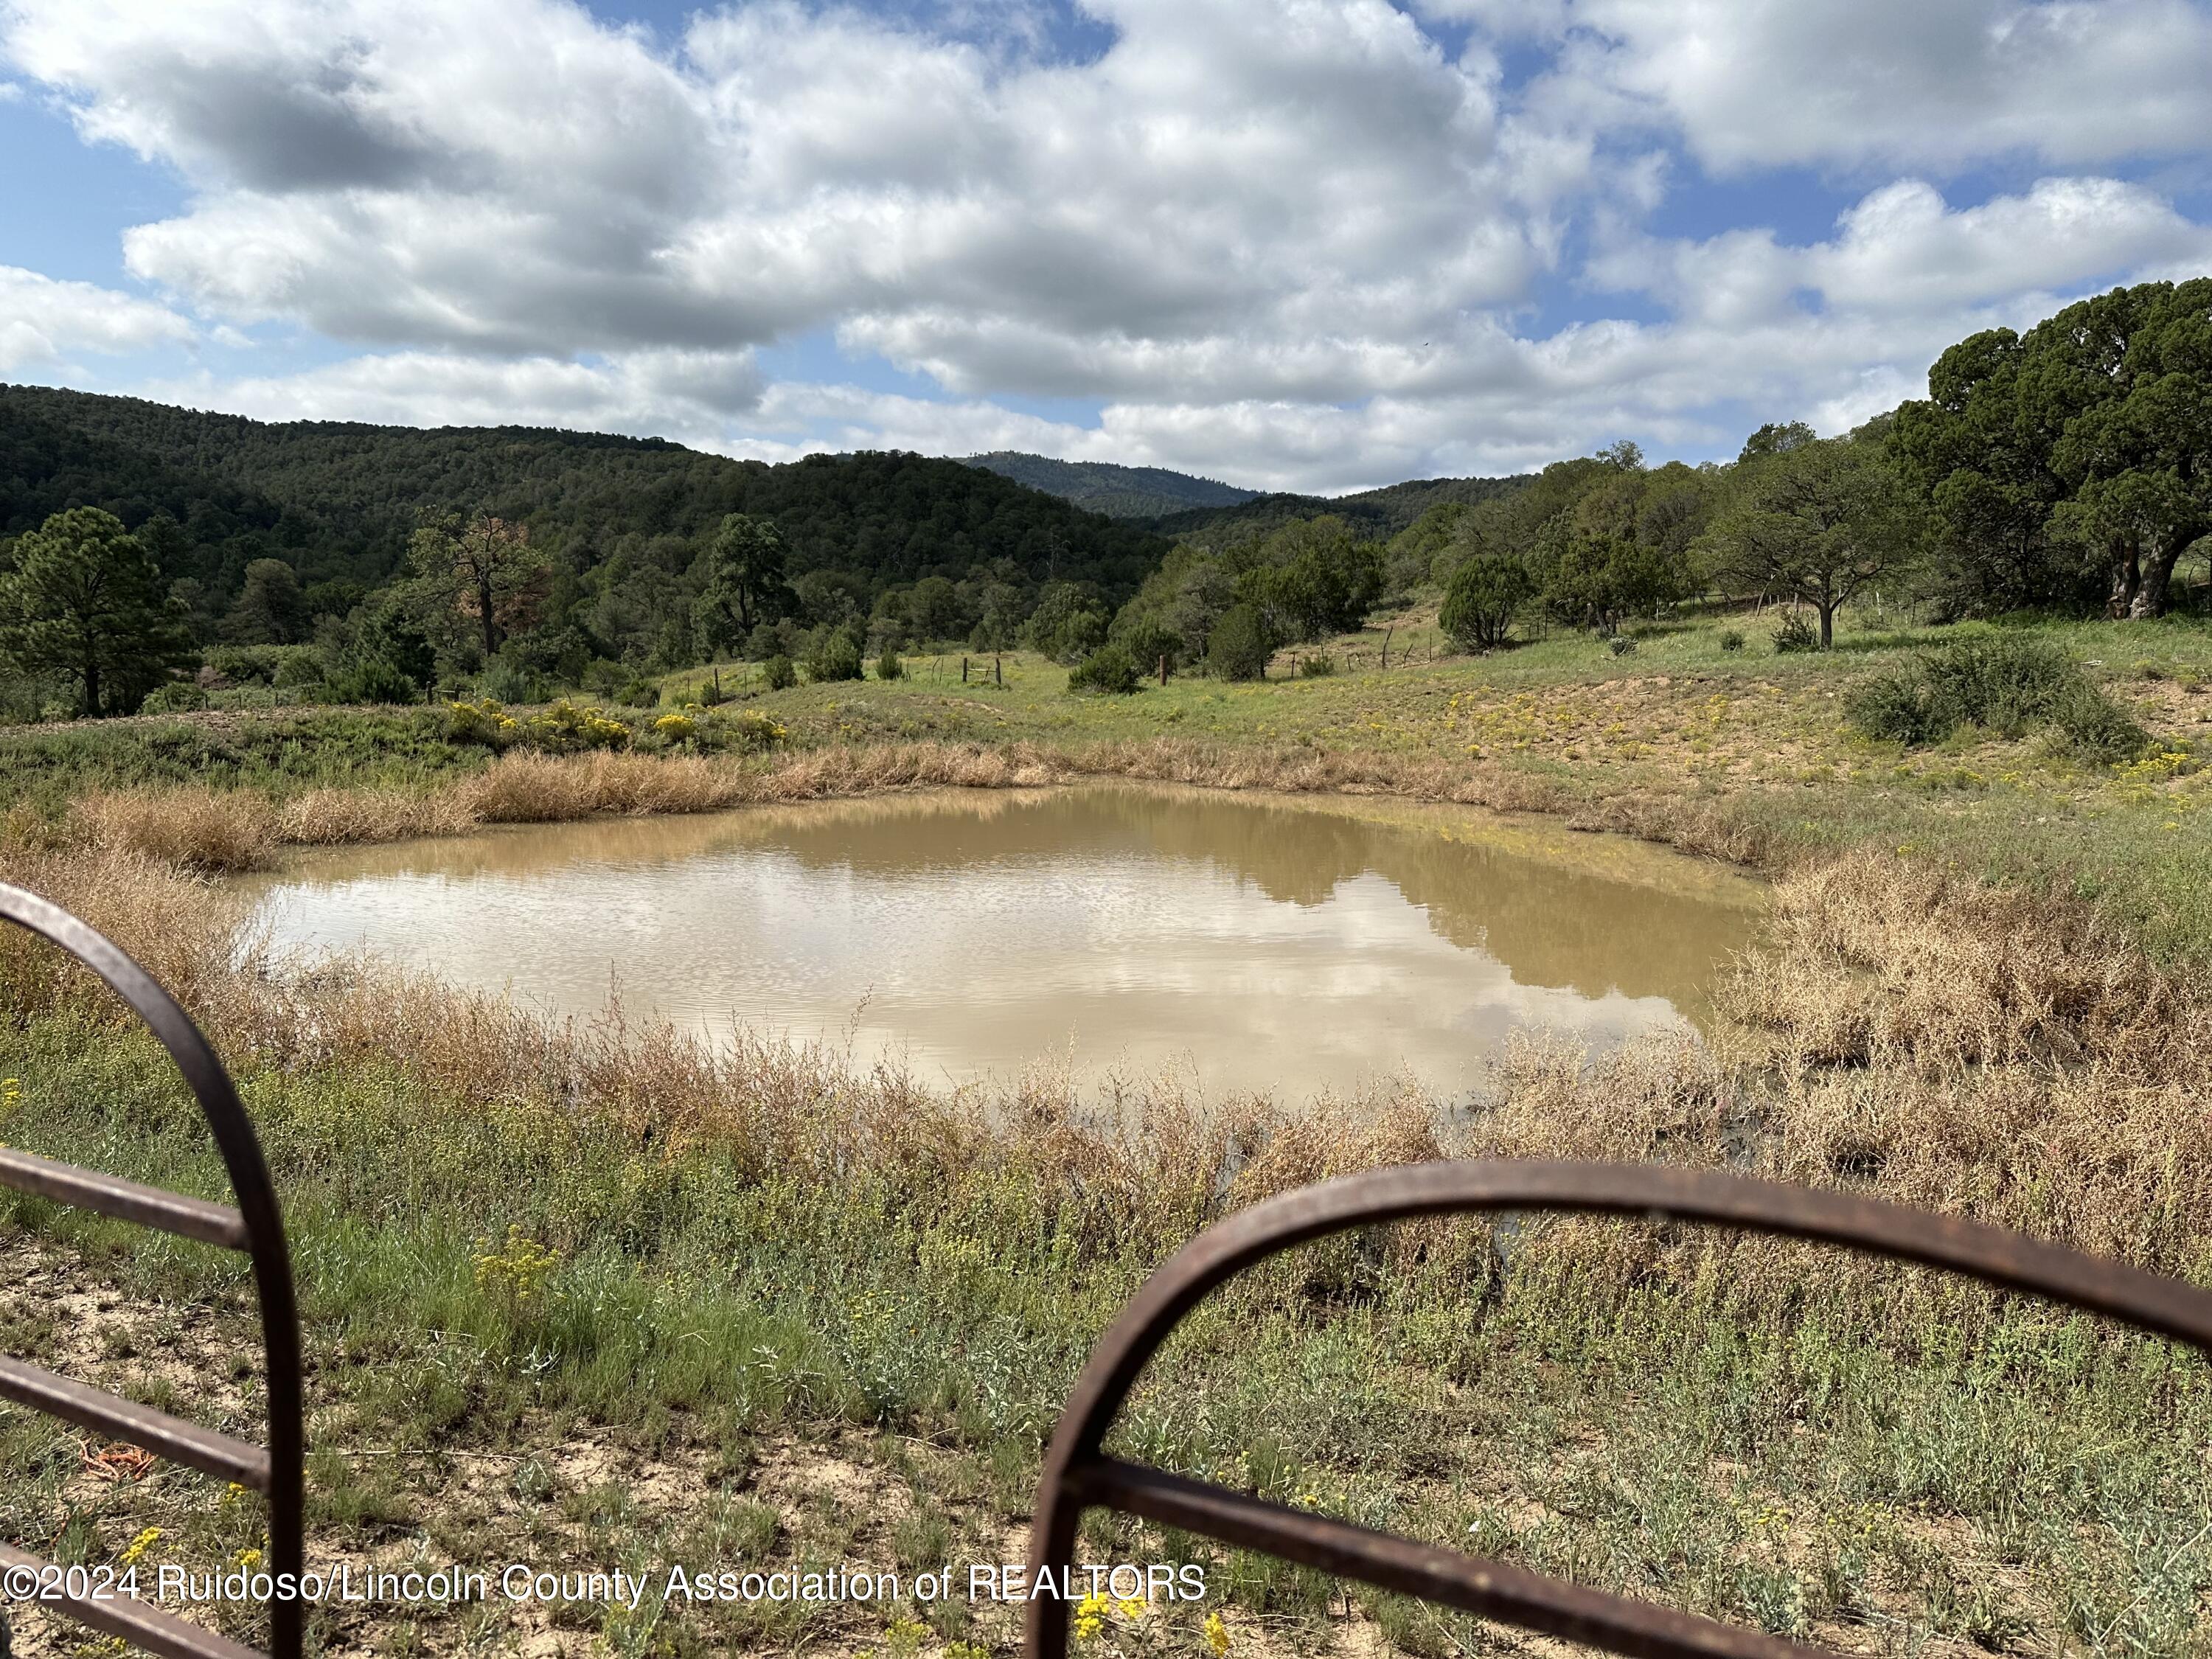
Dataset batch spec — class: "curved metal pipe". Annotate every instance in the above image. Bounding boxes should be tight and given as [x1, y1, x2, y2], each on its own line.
[1026, 1158, 2212, 1658]
[0, 884, 303, 1659]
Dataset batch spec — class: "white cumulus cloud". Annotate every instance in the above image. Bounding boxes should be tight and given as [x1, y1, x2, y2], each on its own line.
[3, 0, 2210, 486]
[1543, 0, 2212, 173]
[0, 264, 195, 372]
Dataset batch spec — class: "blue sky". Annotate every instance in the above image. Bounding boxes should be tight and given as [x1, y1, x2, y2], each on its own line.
[4, 0, 2210, 492]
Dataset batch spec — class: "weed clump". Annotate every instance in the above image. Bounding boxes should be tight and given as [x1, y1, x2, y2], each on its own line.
[445, 696, 519, 748]
[1847, 630, 2148, 758]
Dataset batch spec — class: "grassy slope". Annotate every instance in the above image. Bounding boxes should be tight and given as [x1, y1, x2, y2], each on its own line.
[695, 608, 2212, 963]
[7, 608, 2212, 1655]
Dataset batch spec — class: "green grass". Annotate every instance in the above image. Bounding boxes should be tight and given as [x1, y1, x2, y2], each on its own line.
[0, 706, 481, 815]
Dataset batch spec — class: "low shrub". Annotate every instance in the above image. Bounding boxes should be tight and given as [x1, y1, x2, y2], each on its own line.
[762, 655, 797, 691]
[725, 709, 790, 752]
[1719, 628, 1745, 653]
[205, 644, 285, 686]
[875, 649, 905, 682]
[1297, 653, 1338, 678]
[807, 635, 864, 684]
[1846, 630, 2149, 758]
[1113, 619, 1184, 678]
[271, 649, 327, 689]
[139, 681, 209, 714]
[324, 658, 420, 706]
[1771, 611, 1818, 653]
[526, 698, 631, 753]
[1206, 604, 1273, 682]
[478, 658, 546, 704]
[1607, 634, 1636, 657]
[445, 698, 519, 748]
[1067, 643, 1141, 695]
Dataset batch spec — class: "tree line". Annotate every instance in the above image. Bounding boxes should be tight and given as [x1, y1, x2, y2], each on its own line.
[1, 276, 2206, 714]
[0, 391, 1178, 714]
[1402, 276, 2212, 666]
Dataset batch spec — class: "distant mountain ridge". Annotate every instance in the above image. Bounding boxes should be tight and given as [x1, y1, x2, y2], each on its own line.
[1140, 474, 1525, 541]
[960, 450, 1522, 538]
[961, 451, 1259, 518]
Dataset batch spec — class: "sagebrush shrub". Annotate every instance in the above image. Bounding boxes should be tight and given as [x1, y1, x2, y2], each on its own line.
[1846, 630, 2147, 758]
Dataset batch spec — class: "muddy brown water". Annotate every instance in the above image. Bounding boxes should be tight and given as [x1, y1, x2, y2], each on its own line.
[239, 784, 1764, 1102]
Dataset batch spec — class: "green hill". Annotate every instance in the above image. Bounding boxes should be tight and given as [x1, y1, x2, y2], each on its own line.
[0, 384, 1172, 650]
[961, 451, 1259, 518]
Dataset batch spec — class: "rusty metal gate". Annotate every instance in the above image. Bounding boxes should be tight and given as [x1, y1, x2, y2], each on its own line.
[1024, 1159, 2212, 1659]
[0, 884, 302, 1659]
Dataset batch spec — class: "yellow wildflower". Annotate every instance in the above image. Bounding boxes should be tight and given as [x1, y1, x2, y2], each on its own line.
[117, 1527, 161, 1566]
[1204, 1610, 1231, 1655]
[473, 1225, 561, 1301]
[1072, 1590, 1108, 1641]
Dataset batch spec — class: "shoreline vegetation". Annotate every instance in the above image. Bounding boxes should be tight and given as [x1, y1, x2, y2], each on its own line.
[7, 611, 2212, 1654]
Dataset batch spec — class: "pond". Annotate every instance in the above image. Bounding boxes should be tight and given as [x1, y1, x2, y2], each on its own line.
[239, 784, 1764, 1102]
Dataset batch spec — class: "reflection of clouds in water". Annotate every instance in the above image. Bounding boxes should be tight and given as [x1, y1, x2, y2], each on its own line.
[243, 788, 1753, 1102]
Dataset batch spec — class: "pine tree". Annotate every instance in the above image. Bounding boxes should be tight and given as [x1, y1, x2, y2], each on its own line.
[0, 507, 195, 715]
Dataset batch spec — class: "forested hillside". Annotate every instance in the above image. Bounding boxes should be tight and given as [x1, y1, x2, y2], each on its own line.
[961, 451, 1259, 518]
[0, 385, 1173, 703]
[1, 386, 1166, 594]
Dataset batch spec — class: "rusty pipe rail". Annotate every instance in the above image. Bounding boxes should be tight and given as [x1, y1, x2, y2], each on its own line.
[1024, 1159, 2212, 1659]
[0, 884, 303, 1659]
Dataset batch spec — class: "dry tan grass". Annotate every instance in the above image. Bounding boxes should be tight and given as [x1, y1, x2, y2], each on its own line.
[38, 738, 1752, 886]
[66, 786, 278, 874]
[1722, 847, 2191, 1075]
[0, 844, 244, 1024]
[275, 786, 473, 845]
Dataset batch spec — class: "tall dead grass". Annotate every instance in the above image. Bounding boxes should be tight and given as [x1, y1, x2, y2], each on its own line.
[32, 737, 1647, 876]
[276, 786, 474, 846]
[68, 787, 279, 874]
